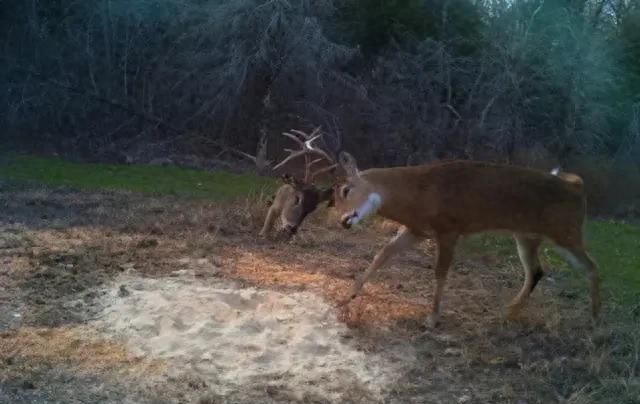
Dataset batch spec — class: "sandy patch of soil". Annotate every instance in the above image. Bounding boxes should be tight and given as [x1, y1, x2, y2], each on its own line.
[93, 273, 416, 402]
[1, 183, 638, 403]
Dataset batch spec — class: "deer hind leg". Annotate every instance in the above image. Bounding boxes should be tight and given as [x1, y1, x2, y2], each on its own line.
[507, 234, 543, 318]
[555, 242, 601, 319]
[427, 232, 458, 328]
[345, 226, 420, 302]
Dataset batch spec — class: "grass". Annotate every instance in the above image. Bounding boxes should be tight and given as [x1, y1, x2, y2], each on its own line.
[1, 154, 639, 403]
[583, 220, 640, 303]
[0, 154, 276, 201]
[461, 220, 640, 305]
[2, 153, 638, 302]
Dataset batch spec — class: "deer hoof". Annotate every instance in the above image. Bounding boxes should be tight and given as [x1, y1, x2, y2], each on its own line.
[426, 313, 440, 329]
[505, 302, 525, 320]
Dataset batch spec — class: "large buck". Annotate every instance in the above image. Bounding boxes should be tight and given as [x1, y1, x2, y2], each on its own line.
[258, 127, 338, 239]
[271, 149, 602, 327]
[330, 152, 600, 327]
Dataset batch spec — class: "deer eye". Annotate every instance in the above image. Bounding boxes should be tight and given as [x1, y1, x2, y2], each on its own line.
[340, 186, 350, 199]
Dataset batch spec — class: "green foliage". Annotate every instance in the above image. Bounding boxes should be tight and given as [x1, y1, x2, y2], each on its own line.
[0, 155, 276, 200]
[434, 0, 485, 55]
[336, 0, 433, 55]
[583, 220, 640, 301]
[620, 9, 640, 102]
[336, 0, 483, 56]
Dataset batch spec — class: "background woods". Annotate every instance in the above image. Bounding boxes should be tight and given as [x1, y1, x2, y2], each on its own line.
[2, 4, 640, 402]
[2, 0, 640, 213]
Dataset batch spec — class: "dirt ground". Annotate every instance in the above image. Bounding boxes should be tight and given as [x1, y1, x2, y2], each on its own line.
[0, 181, 638, 404]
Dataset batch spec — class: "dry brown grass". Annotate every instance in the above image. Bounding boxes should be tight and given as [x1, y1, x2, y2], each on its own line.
[0, 184, 638, 403]
[0, 327, 164, 375]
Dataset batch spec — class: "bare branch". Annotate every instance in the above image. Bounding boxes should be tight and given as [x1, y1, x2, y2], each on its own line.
[232, 129, 272, 173]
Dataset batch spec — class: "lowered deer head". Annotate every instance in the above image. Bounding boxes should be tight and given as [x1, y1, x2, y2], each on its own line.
[330, 151, 600, 328]
[259, 127, 338, 239]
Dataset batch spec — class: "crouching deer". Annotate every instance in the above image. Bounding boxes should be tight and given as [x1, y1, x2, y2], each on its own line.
[259, 127, 338, 239]
[260, 174, 333, 238]
[331, 152, 601, 327]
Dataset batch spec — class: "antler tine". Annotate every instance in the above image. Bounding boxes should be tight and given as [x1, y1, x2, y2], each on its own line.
[289, 129, 310, 139]
[309, 163, 339, 182]
[232, 149, 258, 163]
[272, 130, 309, 171]
[289, 126, 321, 140]
[273, 126, 338, 180]
[310, 125, 322, 138]
[309, 157, 325, 167]
[305, 130, 340, 182]
[281, 131, 305, 146]
[273, 150, 308, 170]
[305, 136, 334, 164]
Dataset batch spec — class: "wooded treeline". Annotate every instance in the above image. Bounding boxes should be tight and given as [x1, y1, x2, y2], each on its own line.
[2, 1, 639, 181]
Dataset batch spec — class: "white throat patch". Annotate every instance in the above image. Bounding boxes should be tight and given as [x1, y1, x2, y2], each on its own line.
[348, 192, 382, 226]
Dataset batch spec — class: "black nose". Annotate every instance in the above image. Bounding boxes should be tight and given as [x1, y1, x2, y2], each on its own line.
[286, 225, 298, 235]
[340, 216, 352, 229]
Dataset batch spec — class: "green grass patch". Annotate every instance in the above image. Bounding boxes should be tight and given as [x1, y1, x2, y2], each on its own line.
[2, 154, 638, 302]
[582, 220, 640, 302]
[0, 154, 276, 200]
[460, 221, 640, 303]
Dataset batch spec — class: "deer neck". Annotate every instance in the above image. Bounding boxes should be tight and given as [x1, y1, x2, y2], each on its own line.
[362, 169, 423, 227]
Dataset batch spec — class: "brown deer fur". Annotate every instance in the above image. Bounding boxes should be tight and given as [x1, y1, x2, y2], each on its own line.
[260, 175, 333, 238]
[331, 153, 600, 327]
[259, 127, 338, 239]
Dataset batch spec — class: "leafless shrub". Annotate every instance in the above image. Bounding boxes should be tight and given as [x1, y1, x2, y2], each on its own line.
[2, 0, 639, 216]
[1, 0, 360, 165]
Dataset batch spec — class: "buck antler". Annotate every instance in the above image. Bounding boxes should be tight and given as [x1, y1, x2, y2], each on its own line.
[273, 126, 338, 183]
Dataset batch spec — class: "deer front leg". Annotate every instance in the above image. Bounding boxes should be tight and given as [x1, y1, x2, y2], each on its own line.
[341, 226, 420, 304]
[427, 232, 458, 328]
[259, 204, 279, 238]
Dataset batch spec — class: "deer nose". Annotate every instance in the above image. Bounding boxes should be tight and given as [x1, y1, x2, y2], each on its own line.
[285, 224, 298, 235]
[340, 212, 356, 229]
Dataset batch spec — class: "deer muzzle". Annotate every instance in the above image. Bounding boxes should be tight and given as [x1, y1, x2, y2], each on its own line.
[284, 224, 298, 235]
[340, 193, 382, 229]
[340, 212, 358, 229]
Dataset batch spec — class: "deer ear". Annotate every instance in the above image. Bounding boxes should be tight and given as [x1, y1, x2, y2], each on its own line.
[281, 174, 293, 184]
[281, 174, 305, 188]
[338, 151, 359, 177]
